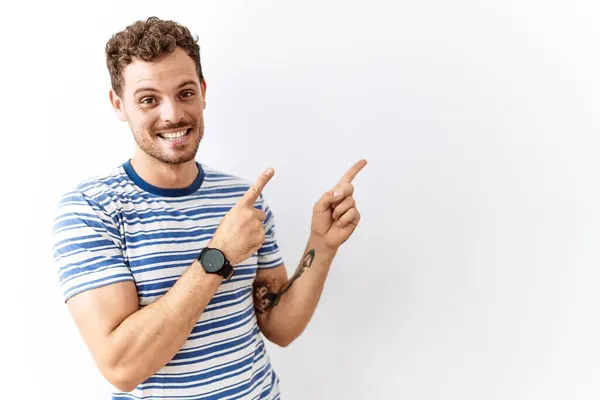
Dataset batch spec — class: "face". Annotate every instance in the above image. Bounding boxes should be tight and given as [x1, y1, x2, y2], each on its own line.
[110, 47, 206, 165]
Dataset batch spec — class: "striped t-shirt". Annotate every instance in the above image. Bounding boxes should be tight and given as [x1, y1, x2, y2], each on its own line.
[52, 160, 285, 399]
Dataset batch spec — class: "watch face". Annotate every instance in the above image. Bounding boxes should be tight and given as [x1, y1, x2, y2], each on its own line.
[201, 249, 225, 273]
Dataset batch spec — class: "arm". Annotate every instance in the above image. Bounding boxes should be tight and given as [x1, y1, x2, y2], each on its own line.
[253, 159, 367, 346]
[253, 239, 336, 347]
[66, 255, 222, 392]
[58, 169, 275, 392]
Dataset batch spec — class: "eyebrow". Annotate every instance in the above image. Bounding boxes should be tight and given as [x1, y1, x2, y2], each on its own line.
[133, 80, 199, 97]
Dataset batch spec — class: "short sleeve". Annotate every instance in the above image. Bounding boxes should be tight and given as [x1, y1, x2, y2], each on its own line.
[257, 194, 285, 269]
[52, 190, 134, 302]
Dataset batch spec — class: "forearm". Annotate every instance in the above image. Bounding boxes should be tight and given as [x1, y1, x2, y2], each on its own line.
[104, 259, 221, 391]
[257, 235, 337, 346]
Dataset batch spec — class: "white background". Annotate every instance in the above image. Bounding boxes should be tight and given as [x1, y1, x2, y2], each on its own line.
[2, 0, 600, 399]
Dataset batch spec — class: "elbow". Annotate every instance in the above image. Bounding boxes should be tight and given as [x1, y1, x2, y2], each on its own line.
[109, 374, 139, 393]
[266, 331, 298, 348]
[97, 345, 145, 392]
[258, 319, 305, 347]
[102, 364, 141, 393]
[274, 337, 294, 348]
[111, 378, 138, 394]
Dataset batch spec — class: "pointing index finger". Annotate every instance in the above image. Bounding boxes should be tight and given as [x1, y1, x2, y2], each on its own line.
[242, 168, 275, 204]
[339, 159, 368, 184]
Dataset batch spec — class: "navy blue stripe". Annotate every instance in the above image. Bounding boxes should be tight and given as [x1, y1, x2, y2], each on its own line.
[123, 159, 205, 197]
[64, 273, 133, 299]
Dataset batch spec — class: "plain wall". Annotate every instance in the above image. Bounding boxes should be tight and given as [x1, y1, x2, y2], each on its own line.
[3, 0, 600, 399]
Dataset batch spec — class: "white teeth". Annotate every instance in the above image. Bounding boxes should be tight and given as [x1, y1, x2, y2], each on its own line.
[159, 130, 188, 139]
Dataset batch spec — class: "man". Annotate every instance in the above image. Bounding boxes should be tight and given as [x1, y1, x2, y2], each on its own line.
[52, 16, 366, 399]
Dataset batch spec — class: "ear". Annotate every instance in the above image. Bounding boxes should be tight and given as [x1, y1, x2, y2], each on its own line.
[201, 79, 207, 110]
[109, 89, 128, 122]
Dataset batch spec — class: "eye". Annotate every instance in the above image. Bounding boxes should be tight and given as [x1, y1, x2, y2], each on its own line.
[140, 97, 156, 105]
[180, 90, 194, 99]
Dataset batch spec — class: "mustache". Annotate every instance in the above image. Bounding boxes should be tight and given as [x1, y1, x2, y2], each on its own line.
[154, 121, 196, 133]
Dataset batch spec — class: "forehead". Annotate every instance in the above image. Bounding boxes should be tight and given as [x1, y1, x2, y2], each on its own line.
[121, 47, 199, 95]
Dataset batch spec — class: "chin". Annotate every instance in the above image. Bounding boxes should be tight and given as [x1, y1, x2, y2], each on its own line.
[134, 128, 202, 165]
[157, 151, 198, 165]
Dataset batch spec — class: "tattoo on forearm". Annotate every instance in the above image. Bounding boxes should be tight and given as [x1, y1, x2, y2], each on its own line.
[253, 249, 316, 314]
[253, 276, 279, 314]
[278, 249, 315, 298]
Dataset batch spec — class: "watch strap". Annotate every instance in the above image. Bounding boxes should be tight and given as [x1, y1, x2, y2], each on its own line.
[220, 262, 234, 280]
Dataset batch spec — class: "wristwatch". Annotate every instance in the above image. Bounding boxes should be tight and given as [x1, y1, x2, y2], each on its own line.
[197, 247, 234, 280]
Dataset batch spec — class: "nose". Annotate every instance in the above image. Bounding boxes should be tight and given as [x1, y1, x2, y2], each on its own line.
[160, 99, 184, 124]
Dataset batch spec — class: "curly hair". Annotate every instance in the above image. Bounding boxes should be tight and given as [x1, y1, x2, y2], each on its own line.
[105, 16, 203, 97]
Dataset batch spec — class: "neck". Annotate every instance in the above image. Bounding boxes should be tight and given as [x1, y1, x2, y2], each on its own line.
[130, 151, 198, 189]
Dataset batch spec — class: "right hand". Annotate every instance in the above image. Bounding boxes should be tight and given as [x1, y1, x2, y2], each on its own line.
[208, 168, 275, 265]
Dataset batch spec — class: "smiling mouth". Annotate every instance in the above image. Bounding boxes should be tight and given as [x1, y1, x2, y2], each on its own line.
[157, 128, 192, 140]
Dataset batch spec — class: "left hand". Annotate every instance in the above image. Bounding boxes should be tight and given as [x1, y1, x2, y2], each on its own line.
[311, 159, 367, 250]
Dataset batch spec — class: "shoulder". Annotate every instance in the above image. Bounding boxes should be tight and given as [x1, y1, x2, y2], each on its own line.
[199, 164, 257, 196]
[53, 164, 128, 220]
[199, 164, 274, 210]
[200, 164, 252, 187]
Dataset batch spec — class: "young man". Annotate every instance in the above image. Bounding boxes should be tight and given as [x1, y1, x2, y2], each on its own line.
[52, 17, 366, 399]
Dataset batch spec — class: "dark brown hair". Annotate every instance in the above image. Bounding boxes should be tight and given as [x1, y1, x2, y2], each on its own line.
[105, 16, 203, 97]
